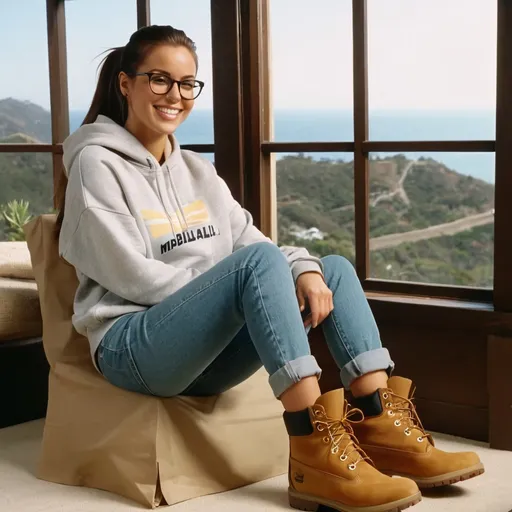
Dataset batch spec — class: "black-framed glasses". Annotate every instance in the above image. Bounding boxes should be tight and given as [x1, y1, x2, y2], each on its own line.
[132, 72, 205, 100]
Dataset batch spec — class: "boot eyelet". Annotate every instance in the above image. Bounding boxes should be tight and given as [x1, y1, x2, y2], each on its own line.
[348, 463, 356, 471]
[417, 436, 424, 443]
[386, 402, 392, 408]
[331, 446, 339, 454]
[340, 455, 348, 461]
[404, 428, 411, 436]
[314, 409, 323, 417]
[382, 393, 389, 399]
[394, 420, 401, 427]
[323, 437, 330, 444]
[316, 424, 325, 432]
[387, 410, 395, 417]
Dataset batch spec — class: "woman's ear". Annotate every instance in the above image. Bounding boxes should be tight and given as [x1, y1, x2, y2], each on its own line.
[118, 71, 130, 98]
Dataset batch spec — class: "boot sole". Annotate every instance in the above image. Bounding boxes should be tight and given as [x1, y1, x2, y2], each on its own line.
[288, 487, 422, 512]
[382, 463, 485, 488]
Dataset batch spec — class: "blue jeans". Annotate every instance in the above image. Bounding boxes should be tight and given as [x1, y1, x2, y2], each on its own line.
[97, 243, 393, 398]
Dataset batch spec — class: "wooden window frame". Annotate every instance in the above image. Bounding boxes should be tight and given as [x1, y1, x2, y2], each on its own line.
[2, 0, 510, 311]
[249, 0, 512, 309]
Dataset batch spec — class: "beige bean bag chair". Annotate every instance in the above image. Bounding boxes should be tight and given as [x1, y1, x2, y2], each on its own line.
[24, 215, 288, 508]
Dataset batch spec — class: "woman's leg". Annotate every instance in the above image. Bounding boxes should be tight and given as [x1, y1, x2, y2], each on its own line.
[319, 254, 393, 395]
[97, 242, 321, 402]
[318, 255, 483, 489]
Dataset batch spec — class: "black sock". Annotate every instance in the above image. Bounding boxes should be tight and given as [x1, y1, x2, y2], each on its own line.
[283, 409, 314, 436]
[351, 390, 383, 417]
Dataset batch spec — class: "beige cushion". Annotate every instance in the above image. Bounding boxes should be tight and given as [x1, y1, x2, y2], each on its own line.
[0, 242, 34, 280]
[0, 277, 42, 341]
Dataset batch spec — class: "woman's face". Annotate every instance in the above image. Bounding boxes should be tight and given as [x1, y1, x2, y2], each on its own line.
[119, 44, 197, 138]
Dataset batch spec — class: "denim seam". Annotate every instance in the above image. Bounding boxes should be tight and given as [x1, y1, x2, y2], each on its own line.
[329, 311, 357, 362]
[100, 322, 130, 352]
[248, 263, 288, 366]
[122, 326, 156, 396]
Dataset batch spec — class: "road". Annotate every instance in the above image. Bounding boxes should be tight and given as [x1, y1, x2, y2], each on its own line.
[369, 210, 494, 251]
[371, 160, 417, 207]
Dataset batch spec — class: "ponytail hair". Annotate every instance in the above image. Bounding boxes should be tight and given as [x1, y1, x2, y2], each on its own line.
[55, 25, 198, 237]
[82, 47, 126, 126]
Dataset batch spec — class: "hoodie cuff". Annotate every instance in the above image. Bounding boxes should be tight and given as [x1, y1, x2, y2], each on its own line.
[291, 260, 324, 283]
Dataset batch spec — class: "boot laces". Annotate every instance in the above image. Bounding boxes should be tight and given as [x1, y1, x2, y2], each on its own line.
[385, 389, 432, 443]
[313, 403, 372, 470]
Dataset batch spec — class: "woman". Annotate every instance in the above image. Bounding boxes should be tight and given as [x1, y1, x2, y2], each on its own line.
[59, 25, 484, 512]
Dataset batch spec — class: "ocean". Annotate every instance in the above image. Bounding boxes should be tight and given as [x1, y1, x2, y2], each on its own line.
[69, 109, 496, 184]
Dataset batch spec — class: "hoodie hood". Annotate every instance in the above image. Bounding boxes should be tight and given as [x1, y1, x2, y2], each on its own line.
[63, 114, 175, 175]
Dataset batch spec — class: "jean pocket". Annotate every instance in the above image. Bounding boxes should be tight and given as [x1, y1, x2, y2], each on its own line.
[97, 345, 148, 395]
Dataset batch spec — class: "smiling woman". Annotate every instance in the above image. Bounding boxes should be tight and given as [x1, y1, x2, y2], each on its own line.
[79, 26, 201, 164]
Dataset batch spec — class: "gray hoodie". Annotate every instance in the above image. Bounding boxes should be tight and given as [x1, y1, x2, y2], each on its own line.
[59, 115, 323, 363]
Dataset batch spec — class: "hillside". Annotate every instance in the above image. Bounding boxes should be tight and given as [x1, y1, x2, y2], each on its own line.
[276, 154, 494, 287]
[0, 98, 496, 287]
[0, 98, 51, 143]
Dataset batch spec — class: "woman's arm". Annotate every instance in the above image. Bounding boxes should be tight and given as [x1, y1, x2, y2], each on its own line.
[217, 176, 324, 281]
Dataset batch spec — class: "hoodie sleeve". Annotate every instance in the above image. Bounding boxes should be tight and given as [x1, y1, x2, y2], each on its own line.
[217, 177, 324, 282]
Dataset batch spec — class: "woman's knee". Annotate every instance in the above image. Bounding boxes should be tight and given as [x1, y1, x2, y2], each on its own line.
[242, 241, 286, 266]
[321, 254, 356, 278]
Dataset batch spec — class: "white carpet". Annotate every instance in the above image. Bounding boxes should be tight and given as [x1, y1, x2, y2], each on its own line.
[1, 419, 511, 512]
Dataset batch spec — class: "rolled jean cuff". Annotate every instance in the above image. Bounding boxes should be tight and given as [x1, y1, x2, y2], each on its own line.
[340, 348, 394, 389]
[269, 355, 322, 398]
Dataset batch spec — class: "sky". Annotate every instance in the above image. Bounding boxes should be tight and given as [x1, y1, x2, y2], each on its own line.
[0, 0, 498, 112]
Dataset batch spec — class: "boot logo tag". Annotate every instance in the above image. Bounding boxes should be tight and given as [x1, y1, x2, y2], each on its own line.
[294, 472, 304, 484]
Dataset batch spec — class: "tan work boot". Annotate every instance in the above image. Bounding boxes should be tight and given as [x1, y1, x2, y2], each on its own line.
[283, 388, 421, 512]
[351, 376, 485, 488]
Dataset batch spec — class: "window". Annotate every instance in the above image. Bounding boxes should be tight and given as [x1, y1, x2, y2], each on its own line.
[268, 0, 354, 142]
[276, 152, 355, 263]
[368, 0, 497, 140]
[369, 154, 494, 288]
[260, 0, 504, 301]
[65, 0, 137, 129]
[151, 0, 214, 145]
[0, 3, 53, 242]
[0, 2, 52, 143]
[0, 153, 53, 241]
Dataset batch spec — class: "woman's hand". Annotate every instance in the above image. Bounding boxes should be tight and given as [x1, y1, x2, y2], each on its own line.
[296, 272, 334, 329]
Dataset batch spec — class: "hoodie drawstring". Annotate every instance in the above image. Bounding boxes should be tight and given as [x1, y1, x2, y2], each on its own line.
[148, 157, 177, 238]
[166, 164, 190, 232]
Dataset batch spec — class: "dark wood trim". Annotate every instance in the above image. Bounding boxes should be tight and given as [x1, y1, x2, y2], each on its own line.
[262, 140, 495, 154]
[46, 0, 69, 145]
[259, 0, 276, 238]
[364, 278, 492, 303]
[181, 144, 215, 153]
[46, 0, 70, 207]
[364, 140, 495, 153]
[0, 337, 49, 428]
[367, 293, 512, 337]
[0, 144, 62, 153]
[488, 335, 512, 449]
[210, 0, 245, 203]
[352, 0, 370, 280]
[137, 0, 150, 28]
[240, 0, 264, 223]
[494, 0, 512, 312]
[261, 141, 355, 154]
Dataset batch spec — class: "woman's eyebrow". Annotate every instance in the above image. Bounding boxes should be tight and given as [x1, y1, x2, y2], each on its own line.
[148, 69, 195, 80]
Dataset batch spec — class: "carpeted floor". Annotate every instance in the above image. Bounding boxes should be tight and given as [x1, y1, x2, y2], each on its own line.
[1, 419, 511, 512]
